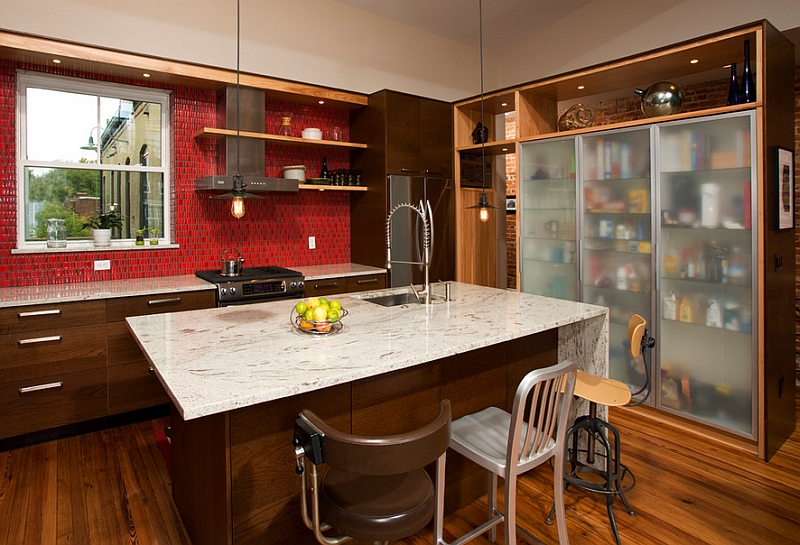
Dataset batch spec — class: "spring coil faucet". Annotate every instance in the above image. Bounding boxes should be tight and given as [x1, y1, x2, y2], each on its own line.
[386, 200, 433, 304]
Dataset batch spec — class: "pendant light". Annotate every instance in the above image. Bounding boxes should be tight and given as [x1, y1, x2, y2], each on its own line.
[214, 0, 258, 219]
[467, 0, 497, 223]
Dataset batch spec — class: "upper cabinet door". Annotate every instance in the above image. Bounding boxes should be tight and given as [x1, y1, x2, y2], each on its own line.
[385, 92, 422, 176]
[420, 99, 453, 179]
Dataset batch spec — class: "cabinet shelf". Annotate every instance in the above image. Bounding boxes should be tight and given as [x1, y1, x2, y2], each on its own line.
[194, 128, 368, 150]
[457, 139, 517, 156]
[298, 183, 367, 192]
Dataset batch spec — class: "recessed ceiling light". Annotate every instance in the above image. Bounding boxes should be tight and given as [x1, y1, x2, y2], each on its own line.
[577, 85, 585, 90]
[501, 102, 508, 107]
[52, 59, 61, 64]
[318, 100, 325, 105]
[501, 147, 508, 152]
[142, 73, 151, 78]
[690, 59, 699, 64]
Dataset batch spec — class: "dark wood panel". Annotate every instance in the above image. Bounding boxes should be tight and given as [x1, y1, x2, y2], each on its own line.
[504, 329, 559, 409]
[0, 368, 107, 440]
[421, 98, 454, 178]
[385, 91, 423, 175]
[229, 384, 351, 545]
[303, 277, 347, 297]
[0, 300, 106, 335]
[107, 321, 147, 366]
[106, 290, 215, 322]
[107, 360, 168, 414]
[352, 363, 441, 435]
[170, 405, 232, 545]
[0, 324, 107, 384]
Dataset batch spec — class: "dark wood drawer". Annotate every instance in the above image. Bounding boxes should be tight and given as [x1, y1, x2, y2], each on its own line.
[106, 290, 215, 322]
[0, 324, 107, 384]
[0, 367, 108, 440]
[108, 359, 169, 414]
[346, 274, 386, 293]
[304, 277, 347, 297]
[107, 321, 147, 366]
[0, 300, 106, 335]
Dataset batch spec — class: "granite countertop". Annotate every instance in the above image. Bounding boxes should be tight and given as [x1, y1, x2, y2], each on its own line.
[300, 263, 386, 280]
[126, 282, 608, 421]
[0, 275, 215, 308]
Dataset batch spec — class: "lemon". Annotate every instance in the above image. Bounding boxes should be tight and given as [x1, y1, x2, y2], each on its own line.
[312, 306, 329, 322]
[295, 301, 308, 315]
[307, 297, 320, 309]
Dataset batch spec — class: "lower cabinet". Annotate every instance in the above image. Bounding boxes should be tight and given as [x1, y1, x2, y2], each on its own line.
[304, 273, 386, 297]
[106, 291, 216, 414]
[0, 289, 216, 441]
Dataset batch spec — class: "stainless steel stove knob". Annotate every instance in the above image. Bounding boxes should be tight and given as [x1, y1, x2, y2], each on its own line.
[220, 288, 227, 296]
[298, 281, 305, 289]
[290, 282, 297, 289]
[230, 287, 237, 295]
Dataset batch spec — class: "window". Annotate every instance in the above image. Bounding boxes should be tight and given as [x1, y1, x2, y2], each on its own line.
[16, 71, 171, 249]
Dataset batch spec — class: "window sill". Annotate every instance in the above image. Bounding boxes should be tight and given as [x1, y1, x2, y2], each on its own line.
[11, 242, 180, 254]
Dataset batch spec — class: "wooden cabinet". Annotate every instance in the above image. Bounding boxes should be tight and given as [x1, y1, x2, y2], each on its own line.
[350, 90, 454, 269]
[0, 301, 107, 440]
[304, 273, 386, 297]
[453, 21, 795, 460]
[106, 291, 215, 414]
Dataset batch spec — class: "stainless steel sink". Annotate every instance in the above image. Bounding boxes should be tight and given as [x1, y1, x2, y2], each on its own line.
[362, 292, 425, 307]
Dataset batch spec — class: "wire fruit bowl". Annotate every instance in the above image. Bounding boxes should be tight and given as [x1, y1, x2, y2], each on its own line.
[290, 307, 348, 336]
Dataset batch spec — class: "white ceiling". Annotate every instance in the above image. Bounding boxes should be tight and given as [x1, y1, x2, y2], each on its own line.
[330, 0, 799, 63]
[328, 0, 595, 54]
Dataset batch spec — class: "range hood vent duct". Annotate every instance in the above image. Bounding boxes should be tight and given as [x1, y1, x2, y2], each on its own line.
[195, 86, 298, 193]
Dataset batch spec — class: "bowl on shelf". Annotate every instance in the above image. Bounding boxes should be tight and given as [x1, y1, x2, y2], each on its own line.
[301, 128, 322, 140]
[281, 165, 306, 181]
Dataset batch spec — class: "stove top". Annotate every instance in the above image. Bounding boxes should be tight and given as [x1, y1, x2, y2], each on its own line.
[195, 266, 303, 284]
[195, 266, 305, 305]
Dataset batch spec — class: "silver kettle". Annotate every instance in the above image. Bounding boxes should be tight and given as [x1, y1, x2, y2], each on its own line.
[220, 248, 245, 276]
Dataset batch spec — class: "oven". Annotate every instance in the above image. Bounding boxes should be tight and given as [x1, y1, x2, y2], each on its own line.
[195, 266, 305, 307]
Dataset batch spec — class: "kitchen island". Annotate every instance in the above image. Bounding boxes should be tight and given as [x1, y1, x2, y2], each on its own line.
[127, 282, 608, 545]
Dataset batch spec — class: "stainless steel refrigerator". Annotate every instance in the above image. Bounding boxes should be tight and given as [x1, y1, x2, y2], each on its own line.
[388, 175, 455, 287]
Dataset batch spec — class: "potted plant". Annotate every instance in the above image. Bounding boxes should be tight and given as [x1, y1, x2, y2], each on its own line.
[82, 208, 123, 247]
[149, 227, 160, 245]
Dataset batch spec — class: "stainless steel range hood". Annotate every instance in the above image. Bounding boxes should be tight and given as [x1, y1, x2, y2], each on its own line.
[195, 86, 298, 192]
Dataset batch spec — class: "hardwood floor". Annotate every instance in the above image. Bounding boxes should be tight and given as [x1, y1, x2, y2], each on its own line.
[1, 391, 799, 545]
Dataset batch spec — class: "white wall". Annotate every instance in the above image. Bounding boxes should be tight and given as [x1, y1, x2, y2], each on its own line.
[1, 0, 797, 101]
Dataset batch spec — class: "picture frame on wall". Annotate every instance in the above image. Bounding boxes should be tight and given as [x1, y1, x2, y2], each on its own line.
[776, 146, 795, 230]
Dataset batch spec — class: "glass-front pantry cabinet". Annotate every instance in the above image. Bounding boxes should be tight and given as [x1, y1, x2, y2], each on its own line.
[520, 111, 757, 437]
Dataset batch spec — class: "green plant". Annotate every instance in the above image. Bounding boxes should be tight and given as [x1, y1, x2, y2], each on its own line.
[136, 227, 147, 235]
[82, 208, 123, 230]
[150, 227, 160, 237]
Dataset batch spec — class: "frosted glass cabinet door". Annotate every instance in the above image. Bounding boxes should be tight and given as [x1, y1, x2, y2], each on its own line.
[519, 139, 578, 299]
[657, 112, 755, 437]
[581, 128, 653, 397]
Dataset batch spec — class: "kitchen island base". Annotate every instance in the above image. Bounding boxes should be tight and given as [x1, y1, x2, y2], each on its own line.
[171, 324, 606, 545]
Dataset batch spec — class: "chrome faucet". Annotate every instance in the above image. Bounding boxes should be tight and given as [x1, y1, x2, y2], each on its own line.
[386, 200, 433, 304]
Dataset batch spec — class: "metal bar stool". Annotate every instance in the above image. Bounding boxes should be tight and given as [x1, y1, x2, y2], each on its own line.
[547, 314, 654, 544]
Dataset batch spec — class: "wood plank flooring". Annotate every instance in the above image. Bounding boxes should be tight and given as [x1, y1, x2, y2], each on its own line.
[1, 390, 799, 545]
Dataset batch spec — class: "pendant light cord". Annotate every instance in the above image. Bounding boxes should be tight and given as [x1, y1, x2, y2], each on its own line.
[235, 0, 242, 189]
[479, 0, 486, 194]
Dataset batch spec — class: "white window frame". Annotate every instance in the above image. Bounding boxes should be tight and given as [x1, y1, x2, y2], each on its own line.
[15, 70, 172, 252]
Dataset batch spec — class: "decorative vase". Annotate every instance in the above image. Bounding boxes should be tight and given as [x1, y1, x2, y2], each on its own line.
[633, 82, 683, 118]
[740, 40, 755, 103]
[135, 233, 145, 245]
[472, 122, 488, 144]
[726, 63, 740, 106]
[92, 228, 112, 247]
[46, 218, 67, 248]
[558, 103, 595, 131]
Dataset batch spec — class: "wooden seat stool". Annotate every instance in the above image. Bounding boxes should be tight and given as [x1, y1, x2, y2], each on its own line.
[547, 370, 635, 545]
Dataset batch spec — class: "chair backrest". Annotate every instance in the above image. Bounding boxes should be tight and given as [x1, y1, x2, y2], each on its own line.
[298, 399, 451, 475]
[508, 360, 577, 472]
[628, 314, 646, 358]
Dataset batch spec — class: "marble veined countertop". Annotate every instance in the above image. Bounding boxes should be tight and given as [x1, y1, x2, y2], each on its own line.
[300, 263, 386, 280]
[127, 282, 608, 421]
[0, 274, 214, 308]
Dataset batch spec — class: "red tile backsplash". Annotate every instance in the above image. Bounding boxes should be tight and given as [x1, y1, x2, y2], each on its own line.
[0, 60, 353, 287]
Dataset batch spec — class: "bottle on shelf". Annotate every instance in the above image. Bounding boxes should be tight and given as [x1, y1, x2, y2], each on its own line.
[706, 300, 722, 328]
[679, 294, 694, 323]
[740, 40, 756, 103]
[320, 156, 330, 179]
[727, 63, 740, 106]
[663, 290, 678, 320]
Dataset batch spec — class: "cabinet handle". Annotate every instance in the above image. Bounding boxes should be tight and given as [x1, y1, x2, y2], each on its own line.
[19, 381, 63, 394]
[356, 278, 378, 285]
[148, 366, 155, 373]
[313, 282, 340, 289]
[18, 309, 61, 318]
[147, 297, 182, 306]
[399, 168, 420, 174]
[18, 335, 62, 345]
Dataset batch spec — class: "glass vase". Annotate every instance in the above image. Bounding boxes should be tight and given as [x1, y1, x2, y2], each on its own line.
[740, 40, 756, 103]
[46, 218, 67, 248]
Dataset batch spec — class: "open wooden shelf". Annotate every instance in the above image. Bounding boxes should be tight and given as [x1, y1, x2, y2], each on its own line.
[193, 128, 368, 149]
[456, 140, 517, 156]
[298, 183, 367, 192]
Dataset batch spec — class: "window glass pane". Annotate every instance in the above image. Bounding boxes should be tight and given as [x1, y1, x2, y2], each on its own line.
[26, 88, 98, 163]
[98, 98, 162, 167]
[24, 167, 163, 242]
